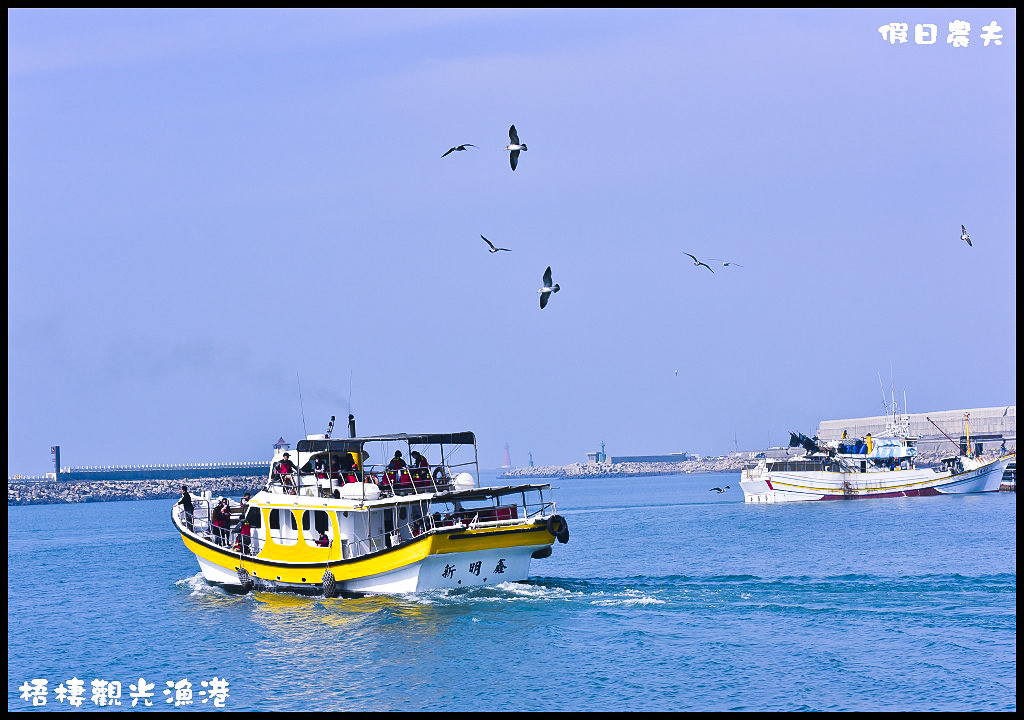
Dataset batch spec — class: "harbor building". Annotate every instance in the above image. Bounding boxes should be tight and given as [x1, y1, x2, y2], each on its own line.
[816, 406, 1015, 457]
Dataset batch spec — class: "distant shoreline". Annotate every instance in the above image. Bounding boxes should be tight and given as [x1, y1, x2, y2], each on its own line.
[7, 452, 976, 505]
[6, 475, 263, 506]
[498, 458, 746, 480]
[496, 450, 965, 481]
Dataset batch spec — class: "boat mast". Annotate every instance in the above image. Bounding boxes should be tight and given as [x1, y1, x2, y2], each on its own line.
[964, 412, 971, 457]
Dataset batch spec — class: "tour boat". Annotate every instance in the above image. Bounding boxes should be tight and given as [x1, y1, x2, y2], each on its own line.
[173, 423, 569, 596]
[740, 412, 1013, 504]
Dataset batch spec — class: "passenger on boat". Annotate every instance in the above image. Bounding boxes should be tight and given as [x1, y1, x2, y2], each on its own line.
[338, 452, 356, 472]
[177, 485, 195, 532]
[277, 452, 298, 493]
[410, 451, 430, 480]
[233, 520, 252, 554]
[231, 493, 251, 544]
[212, 498, 230, 545]
[315, 530, 330, 547]
[388, 451, 407, 471]
[338, 452, 359, 483]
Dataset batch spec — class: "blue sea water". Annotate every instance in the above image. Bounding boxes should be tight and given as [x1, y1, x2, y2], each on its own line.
[8, 471, 1016, 712]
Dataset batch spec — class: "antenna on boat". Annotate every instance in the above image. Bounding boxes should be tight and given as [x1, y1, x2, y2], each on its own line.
[297, 373, 308, 437]
[877, 372, 888, 414]
[347, 368, 356, 439]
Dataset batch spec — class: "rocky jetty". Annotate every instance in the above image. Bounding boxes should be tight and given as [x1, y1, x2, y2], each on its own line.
[497, 450, 968, 481]
[499, 457, 746, 480]
[7, 475, 264, 506]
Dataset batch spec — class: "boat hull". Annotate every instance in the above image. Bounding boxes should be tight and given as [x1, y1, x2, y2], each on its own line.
[177, 518, 555, 595]
[740, 455, 1012, 503]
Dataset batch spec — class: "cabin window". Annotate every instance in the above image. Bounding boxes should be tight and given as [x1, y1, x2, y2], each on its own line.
[302, 510, 332, 546]
[268, 508, 298, 545]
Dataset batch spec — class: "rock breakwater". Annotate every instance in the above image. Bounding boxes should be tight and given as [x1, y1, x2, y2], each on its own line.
[7, 475, 264, 506]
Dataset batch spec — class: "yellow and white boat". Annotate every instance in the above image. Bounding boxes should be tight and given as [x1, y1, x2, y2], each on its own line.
[173, 425, 569, 596]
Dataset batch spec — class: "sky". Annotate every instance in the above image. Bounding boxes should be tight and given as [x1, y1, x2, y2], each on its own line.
[8, 9, 1017, 475]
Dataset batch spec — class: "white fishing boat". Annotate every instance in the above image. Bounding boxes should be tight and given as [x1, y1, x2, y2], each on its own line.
[740, 410, 1013, 503]
[173, 419, 569, 596]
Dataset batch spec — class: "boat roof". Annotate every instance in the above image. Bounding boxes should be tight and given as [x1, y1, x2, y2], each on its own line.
[296, 432, 476, 453]
[431, 483, 551, 503]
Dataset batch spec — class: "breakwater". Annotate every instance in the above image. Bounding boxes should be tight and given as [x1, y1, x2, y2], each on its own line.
[7, 475, 264, 506]
[496, 450, 1003, 481]
[499, 457, 747, 480]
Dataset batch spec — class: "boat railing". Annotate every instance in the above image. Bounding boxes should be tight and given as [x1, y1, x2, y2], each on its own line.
[262, 465, 464, 498]
[342, 497, 557, 560]
[175, 501, 263, 556]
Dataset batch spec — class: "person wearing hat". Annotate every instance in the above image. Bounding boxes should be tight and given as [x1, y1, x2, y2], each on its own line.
[277, 452, 299, 494]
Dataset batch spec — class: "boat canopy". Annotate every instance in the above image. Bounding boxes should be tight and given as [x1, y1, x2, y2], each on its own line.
[867, 437, 914, 459]
[431, 483, 550, 503]
[296, 432, 476, 454]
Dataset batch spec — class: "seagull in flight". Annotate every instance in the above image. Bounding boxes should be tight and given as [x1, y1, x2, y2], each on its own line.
[709, 258, 744, 268]
[538, 266, 560, 309]
[961, 224, 972, 247]
[684, 252, 715, 273]
[709, 486, 731, 493]
[505, 125, 527, 171]
[481, 235, 511, 253]
[441, 143, 476, 157]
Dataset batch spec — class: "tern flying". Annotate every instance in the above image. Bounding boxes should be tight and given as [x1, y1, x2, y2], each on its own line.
[505, 125, 527, 171]
[481, 235, 511, 253]
[684, 252, 715, 273]
[538, 266, 560, 309]
[709, 258, 743, 268]
[441, 144, 476, 157]
[961, 224, 972, 247]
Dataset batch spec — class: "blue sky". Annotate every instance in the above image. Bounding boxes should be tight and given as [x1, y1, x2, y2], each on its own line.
[8, 9, 1016, 474]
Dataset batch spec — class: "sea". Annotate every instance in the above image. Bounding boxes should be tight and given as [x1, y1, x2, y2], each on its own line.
[7, 470, 1016, 712]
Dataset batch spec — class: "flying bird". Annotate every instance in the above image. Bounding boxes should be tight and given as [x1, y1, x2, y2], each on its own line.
[684, 252, 715, 273]
[961, 225, 972, 247]
[709, 258, 744, 268]
[538, 266, 560, 309]
[709, 486, 731, 493]
[481, 235, 511, 253]
[441, 143, 476, 157]
[505, 125, 527, 171]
